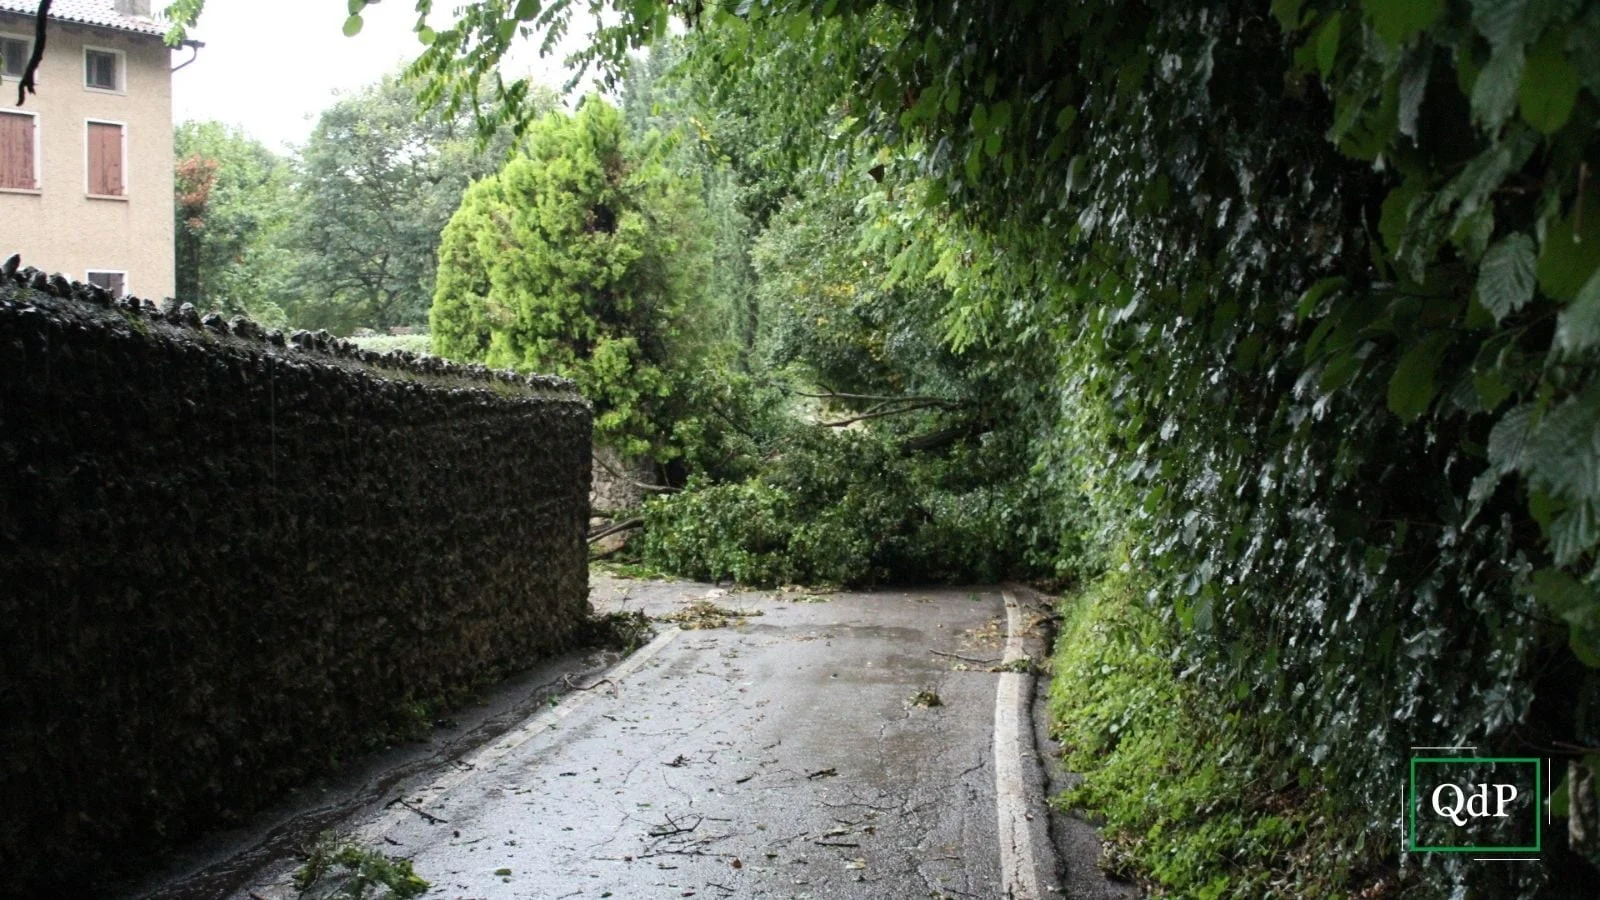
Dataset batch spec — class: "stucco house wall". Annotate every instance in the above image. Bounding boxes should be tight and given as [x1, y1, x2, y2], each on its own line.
[0, 6, 175, 298]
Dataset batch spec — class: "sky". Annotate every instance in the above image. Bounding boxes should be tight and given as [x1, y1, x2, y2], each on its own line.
[171, 0, 599, 152]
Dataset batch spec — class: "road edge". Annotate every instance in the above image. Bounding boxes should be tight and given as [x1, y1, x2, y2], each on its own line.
[995, 587, 1064, 898]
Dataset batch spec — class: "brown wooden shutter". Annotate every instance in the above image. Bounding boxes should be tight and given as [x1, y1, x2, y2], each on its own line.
[0, 113, 35, 191]
[88, 122, 123, 196]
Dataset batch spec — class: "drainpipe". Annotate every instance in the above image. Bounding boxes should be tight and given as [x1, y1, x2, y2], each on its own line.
[170, 39, 203, 73]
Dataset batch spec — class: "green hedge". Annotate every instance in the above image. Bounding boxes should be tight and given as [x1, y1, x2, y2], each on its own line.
[1048, 572, 1382, 897]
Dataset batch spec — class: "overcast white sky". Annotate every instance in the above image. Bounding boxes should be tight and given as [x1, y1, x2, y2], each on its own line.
[171, 0, 599, 151]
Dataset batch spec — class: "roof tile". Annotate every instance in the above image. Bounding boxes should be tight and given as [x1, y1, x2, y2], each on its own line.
[0, 1, 166, 38]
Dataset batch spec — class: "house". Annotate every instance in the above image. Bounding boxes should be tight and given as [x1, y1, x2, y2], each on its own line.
[0, 0, 188, 299]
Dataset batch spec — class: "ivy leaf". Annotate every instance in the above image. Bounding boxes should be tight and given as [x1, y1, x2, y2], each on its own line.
[1272, 0, 1306, 31]
[515, 0, 540, 21]
[1474, 370, 1512, 412]
[1572, 628, 1600, 668]
[342, 13, 364, 37]
[1524, 387, 1600, 500]
[1363, 0, 1443, 47]
[1387, 332, 1453, 421]
[1476, 233, 1536, 321]
[1550, 501, 1600, 566]
[1315, 13, 1343, 81]
[1380, 179, 1422, 255]
[1537, 200, 1600, 301]
[1557, 267, 1600, 354]
[1519, 31, 1580, 134]
[1320, 349, 1363, 392]
[1296, 276, 1348, 321]
[1471, 0, 1532, 49]
[1397, 50, 1432, 138]
[1530, 568, 1600, 627]
[1065, 154, 1088, 194]
[1471, 44, 1525, 131]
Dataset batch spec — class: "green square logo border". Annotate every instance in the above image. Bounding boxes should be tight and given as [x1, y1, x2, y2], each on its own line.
[1407, 757, 1542, 853]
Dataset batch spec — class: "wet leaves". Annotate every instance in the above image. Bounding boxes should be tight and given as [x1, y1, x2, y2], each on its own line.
[656, 599, 765, 629]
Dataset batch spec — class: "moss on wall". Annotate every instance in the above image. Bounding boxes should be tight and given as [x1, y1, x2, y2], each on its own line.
[0, 261, 592, 894]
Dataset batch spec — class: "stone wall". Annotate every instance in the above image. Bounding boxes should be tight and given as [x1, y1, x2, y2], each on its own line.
[0, 261, 592, 894]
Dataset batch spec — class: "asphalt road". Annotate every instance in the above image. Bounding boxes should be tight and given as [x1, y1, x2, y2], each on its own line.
[153, 576, 1128, 899]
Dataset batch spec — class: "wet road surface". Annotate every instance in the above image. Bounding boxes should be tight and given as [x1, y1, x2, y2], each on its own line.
[163, 577, 1084, 899]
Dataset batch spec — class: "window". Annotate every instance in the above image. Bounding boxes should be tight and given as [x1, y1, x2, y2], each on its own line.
[86, 120, 124, 197]
[0, 110, 37, 191]
[1, 35, 29, 80]
[84, 48, 121, 92]
[86, 271, 126, 297]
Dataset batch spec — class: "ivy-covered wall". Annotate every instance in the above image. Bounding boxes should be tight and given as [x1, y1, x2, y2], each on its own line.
[0, 262, 592, 894]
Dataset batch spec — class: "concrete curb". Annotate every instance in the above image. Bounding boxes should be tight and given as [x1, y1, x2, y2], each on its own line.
[995, 588, 1063, 898]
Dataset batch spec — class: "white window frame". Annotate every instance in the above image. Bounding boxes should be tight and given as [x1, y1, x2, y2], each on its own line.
[85, 269, 129, 298]
[0, 107, 41, 194]
[82, 45, 125, 94]
[84, 118, 128, 199]
[0, 32, 32, 82]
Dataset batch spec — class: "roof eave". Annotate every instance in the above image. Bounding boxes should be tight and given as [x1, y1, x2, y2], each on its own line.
[0, 8, 167, 41]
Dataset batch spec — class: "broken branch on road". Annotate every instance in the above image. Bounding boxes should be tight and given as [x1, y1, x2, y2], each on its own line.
[385, 797, 447, 825]
[647, 812, 704, 838]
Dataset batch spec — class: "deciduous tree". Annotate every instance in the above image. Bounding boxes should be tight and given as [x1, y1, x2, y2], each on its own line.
[173, 121, 294, 325]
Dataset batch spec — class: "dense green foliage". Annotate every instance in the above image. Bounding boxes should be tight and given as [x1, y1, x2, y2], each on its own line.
[635, 168, 1064, 585]
[431, 99, 711, 458]
[1048, 571, 1382, 897]
[156, 0, 1600, 892]
[173, 122, 295, 325]
[642, 427, 1031, 586]
[173, 71, 524, 334]
[287, 74, 539, 332]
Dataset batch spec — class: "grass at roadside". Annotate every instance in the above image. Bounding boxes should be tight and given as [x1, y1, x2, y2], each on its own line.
[1047, 572, 1398, 898]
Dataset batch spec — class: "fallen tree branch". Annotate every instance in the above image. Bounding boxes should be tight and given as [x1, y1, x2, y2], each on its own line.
[647, 813, 703, 838]
[588, 517, 643, 543]
[795, 390, 962, 404]
[386, 797, 447, 825]
[899, 420, 992, 454]
[821, 401, 949, 428]
[592, 452, 676, 494]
